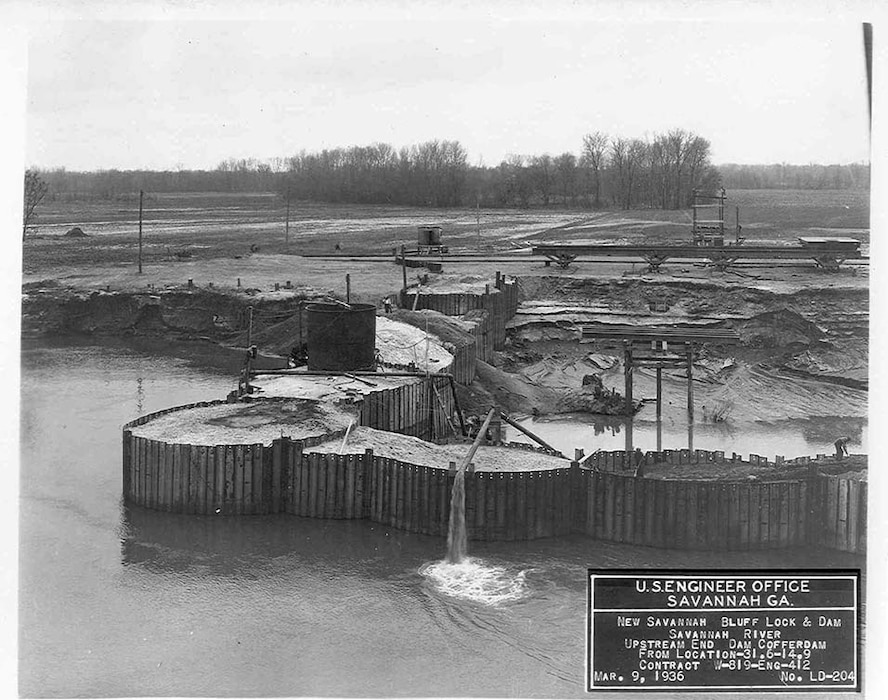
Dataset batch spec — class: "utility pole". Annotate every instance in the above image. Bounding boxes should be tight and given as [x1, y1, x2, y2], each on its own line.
[138, 189, 144, 274]
[285, 185, 291, 250]
[476, 195, 481, 247]
[400, 245, 407, 293]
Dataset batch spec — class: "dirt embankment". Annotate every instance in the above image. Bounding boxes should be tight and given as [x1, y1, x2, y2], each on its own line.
[21, 271, 867, 426]
[466, 275, 868, 423]
[510, 276, 868, 388]
[21, 280, 322, 349]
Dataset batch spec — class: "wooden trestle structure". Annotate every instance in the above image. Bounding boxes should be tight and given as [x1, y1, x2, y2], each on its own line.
[580, 325, 741, 427]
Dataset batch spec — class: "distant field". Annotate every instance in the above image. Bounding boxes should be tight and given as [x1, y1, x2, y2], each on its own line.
[22, 189, 870, 277]
[521, 189, 870, 247]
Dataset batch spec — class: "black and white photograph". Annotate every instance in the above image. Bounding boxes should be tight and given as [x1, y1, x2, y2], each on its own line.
[5, 1, 884, 697]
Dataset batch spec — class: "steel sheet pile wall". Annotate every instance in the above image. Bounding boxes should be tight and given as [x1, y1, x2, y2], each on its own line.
[123, 403, 575, 539]
[283, 447, 575, 540]
[463, 309, 491, 363]
[124, 434, 276, 515]
[122, 402, 350, 515]
[399, 278, 519, 358]
[449, 337, 477, 384]
[809, 475, 867, 553]
[123, 411, 864, 552]
[465, 469, 574, 540]
[285, 443, 366, 519]
[357, 375, 454, 440]
[122, 377, 457, 515]
[574, 470, 810, 551]
[576, 450, 866, 553]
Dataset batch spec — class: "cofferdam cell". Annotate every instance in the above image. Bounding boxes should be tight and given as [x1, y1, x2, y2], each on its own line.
[119, 273, 866, 555]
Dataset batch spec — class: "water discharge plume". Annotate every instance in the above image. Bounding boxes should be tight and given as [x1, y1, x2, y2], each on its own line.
[420, 559, 531, 606]
[443, 407, 495, 564]
[445, 468, 467, 563]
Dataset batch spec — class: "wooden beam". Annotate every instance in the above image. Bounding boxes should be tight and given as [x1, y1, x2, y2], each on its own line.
[499, 412, 564, 457]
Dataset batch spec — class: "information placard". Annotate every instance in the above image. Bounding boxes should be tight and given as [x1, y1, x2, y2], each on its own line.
[587, 569, 860, 692]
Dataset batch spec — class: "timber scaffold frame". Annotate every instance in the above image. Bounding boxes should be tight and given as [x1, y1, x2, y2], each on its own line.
[581, 325, 742, 437]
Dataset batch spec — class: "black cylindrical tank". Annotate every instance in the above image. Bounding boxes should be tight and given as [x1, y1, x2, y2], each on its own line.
[417, 227, 432, 246]
[428, 227, 442, 246]
[305, 302, 377, 371]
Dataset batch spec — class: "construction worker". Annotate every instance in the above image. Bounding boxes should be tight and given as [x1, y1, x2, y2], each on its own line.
[238, 345, 258, 395]
[289, 342, 308, 368]
[833, 436, 851, 460]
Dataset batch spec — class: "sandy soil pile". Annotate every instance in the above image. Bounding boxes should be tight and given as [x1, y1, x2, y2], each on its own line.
[387, 309, 478, 350]
[251, 373, 420, 400]
[418, 274, 505, 295]
[376, 316, 453, 371]
[473, 359, 632, 416]
[304, 426, 568, 472]
[130, 399, 356, 446]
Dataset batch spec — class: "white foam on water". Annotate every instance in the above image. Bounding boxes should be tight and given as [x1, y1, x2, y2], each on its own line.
[419, 557, 532, 606]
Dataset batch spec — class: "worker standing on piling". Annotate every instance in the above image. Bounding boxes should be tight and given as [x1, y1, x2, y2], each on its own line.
[834, 436, 851, 460]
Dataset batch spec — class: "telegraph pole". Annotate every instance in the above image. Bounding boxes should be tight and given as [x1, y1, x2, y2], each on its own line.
[138, 189, 144, 274]
[285, 184, 291, 250]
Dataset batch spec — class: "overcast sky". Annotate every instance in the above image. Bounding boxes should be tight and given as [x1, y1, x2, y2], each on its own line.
[24, 6, 872, 171]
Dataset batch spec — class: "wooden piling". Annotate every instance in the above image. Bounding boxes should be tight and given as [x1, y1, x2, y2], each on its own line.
[656, 366, 662, 419]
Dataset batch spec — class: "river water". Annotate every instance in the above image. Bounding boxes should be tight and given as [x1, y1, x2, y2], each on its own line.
[510, 412, 868, 462]
[19, 341, 865, 697]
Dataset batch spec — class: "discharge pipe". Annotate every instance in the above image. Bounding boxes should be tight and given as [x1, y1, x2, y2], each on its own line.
[453, 407, 496, 475]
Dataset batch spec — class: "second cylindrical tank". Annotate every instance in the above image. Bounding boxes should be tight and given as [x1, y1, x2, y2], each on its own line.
[305, 302, 377, 371]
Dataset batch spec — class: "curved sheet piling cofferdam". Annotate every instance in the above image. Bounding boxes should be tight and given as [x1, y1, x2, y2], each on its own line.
[122, 376, 457, 514]
[119, 279, 864, 552]
[576, 450, 866, 554]
[122, 429, 575, 539]
[122, 415, 866, 550]
[121, 394, 574, 539]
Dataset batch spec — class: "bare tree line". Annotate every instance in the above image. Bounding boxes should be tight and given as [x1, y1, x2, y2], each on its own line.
[484, 129, 719, 210]
[285, 140, 468, 207]
[30, 132, 868, 212]
[719, 162, 870, 190]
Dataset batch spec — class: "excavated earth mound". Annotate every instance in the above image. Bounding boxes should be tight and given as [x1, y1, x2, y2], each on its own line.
[305, 426, 568, 472]
[130, 398, 357, 446]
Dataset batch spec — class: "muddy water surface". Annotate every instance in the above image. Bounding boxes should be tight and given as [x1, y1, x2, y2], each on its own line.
[20, 341, 865, 697]
[511, 412, 868, 461]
